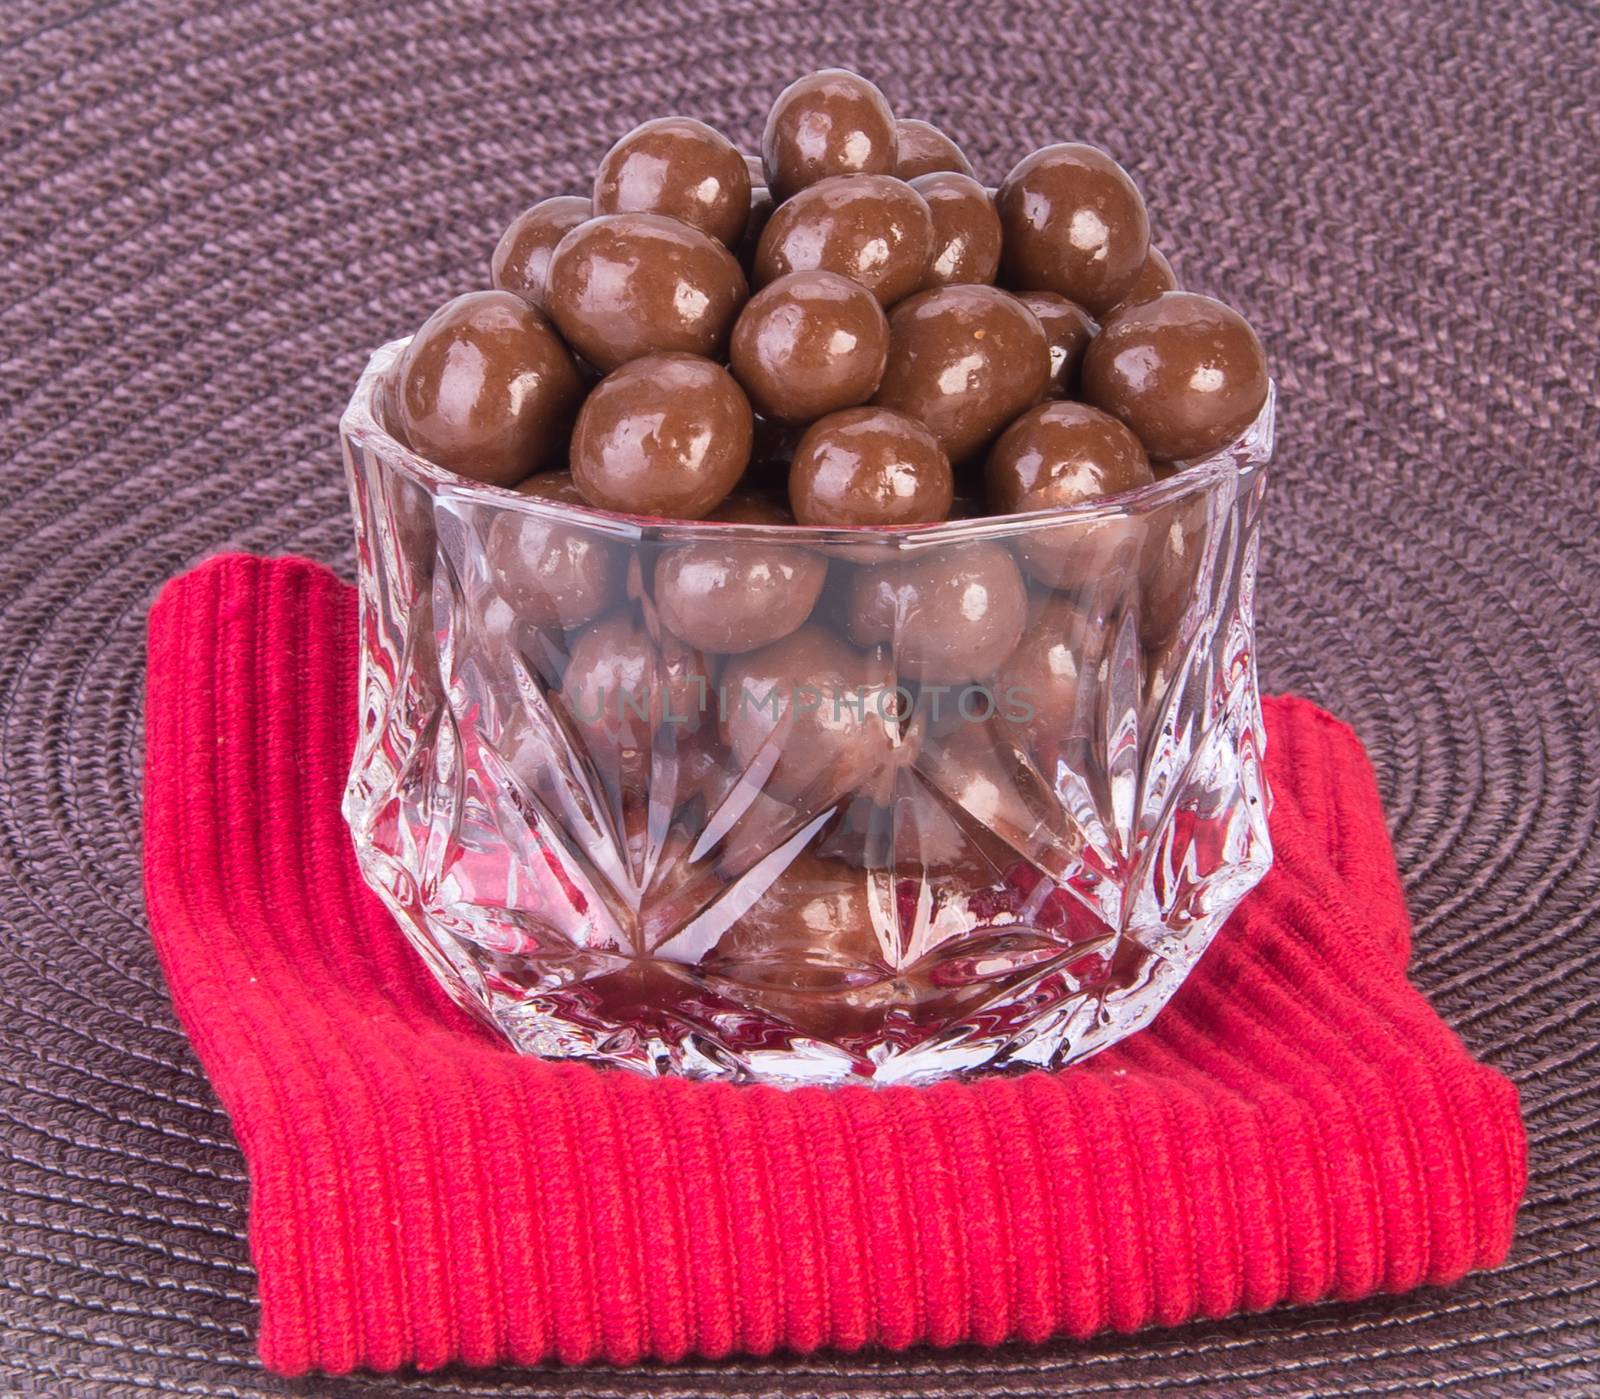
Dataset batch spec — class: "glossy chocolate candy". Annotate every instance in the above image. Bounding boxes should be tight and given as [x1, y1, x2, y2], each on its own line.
[593, 117, 751, 248]
[1015, 291, 1096, 398]
[788, 406, 953, 528]
[545, 212, 747, 372]
[997, 143, 1150, 315]
[653, 495, 828, 653]
[484, 471, 626, 630]
[1082, 291, 1268, 460]
[761, 68, 897, 200]
[570, 353, 753, 519]
[490, 196, 592, 310]
[871, 285, 1050, 462]
[1109, 246, 1178, 313]
[720, 624, 908, 802]
[986, 401, 1152, 512]
[985, 400, 1154, 585]
[392, 290, 583, 486]
[754, 174, 934, 308]
[894, 118, 975, 180]
[847, 540, 1027, 683]
[729, 270, 889, 423]
[911, 171, 1001, 287]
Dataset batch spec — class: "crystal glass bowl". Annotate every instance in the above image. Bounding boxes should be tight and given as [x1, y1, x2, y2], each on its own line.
[341, 338, 1275, 1085]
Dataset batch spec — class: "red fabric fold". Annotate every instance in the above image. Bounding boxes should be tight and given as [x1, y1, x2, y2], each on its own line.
[141, 554, 1526, 1376]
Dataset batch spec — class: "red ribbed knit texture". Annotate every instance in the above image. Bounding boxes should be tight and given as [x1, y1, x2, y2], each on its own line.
[141, 555, 1526, 1376]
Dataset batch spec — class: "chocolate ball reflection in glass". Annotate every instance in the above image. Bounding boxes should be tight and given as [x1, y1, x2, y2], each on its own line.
[1015, 291, 1096, 399]
[997, 142, 1150, 315]
[894, 118, 975, 180]
[729, 270, 890, 423]
[917, 724, 1067, 874]
[560, 612, 711, 787]
[708, 853, 897, 1040]
[1139, 489, 1208, 651]
[490, 196, 592, 310]
[871, 285, 1050, 462]
[570, 353, 753, 519]
[1108, 246, 1178, 314]
[910, 171, 1001, 287]
[720, 624, 905, 801]
[761, 68, 897, 200]
[545, 212, 748, 372]
[653, 495, 828, 654]
[714, 853, 884, 985]
[393, 290, 583, 486]
[484, 471, 626, 630]
[788, 406, 953, 528]
[995, 594, 1107, 760]
[1082, 291, 1268, 461]
[754, 174, 935, 308]
[985, 400, 1154, 586]
[847, 540, 1027, 683]
[593, 116, 752, 248]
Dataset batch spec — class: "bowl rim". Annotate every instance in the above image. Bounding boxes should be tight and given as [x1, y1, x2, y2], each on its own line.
[342, 336, 1276, 547]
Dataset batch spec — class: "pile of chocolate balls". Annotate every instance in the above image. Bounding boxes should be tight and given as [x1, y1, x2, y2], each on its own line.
[386, 68, 1269, 533]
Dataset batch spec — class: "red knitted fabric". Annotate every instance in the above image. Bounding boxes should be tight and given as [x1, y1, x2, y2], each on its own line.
[142, 554, 1526, 1377]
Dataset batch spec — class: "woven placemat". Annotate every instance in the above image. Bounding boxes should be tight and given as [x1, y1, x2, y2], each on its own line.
[2, 1, 1596, 1394]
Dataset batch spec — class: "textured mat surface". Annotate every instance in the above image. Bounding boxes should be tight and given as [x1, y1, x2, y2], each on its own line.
[1, 1, 1596, 1395]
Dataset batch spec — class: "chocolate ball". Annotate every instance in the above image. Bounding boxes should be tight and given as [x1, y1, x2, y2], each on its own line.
[545, 212, 747, 372]
[490, 196, 592, 310]
[754, 174, 934, 307]
[1082, 291, 1269, 461]
[995, 594, 1107, 759]
[392, 290, 583, 486]
[484, 471, 626, 630]
[871, 285, 1050, 462]
[570, 353, 753, 519]
[653, 497, 828, 654]
[789, 407, 953, 528]
[738, 185, 776, 274]
[720, 624, 906, 801]
[729, 270, 890, 423]
[593, 117, 751, 248]
[761, 68, 897, 200]
[986, 401, 1153, 512]
[560, 612, 711, 784]
[1110, 246, 1178, 313]
[894, 118, 975, 180]
[847, 540, 1027, 683]
[1015, 291, 1096, 398]
[997, 143, 1150, 315]
[910, 171, 1001, 287]
[985, 400, 1153, 585]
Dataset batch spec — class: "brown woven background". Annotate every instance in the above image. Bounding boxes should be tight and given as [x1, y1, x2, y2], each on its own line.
[3, 1, 1597, 1394]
